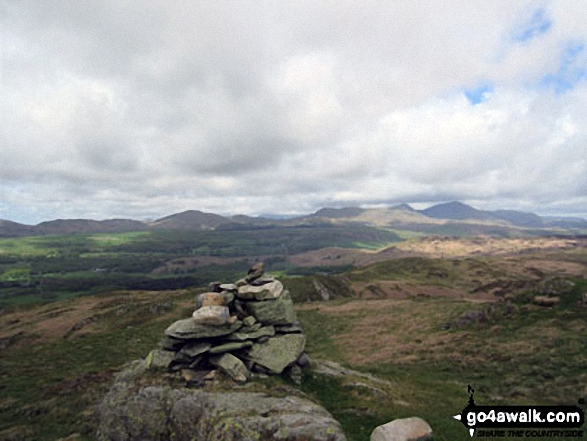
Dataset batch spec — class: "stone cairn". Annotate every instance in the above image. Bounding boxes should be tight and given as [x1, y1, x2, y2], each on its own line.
[146, 263, 309, 384]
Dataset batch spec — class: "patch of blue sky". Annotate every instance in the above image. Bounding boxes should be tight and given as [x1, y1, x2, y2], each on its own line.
[512, 8, 552, 42]
[541, 42, 586, 94]
[464, 83, 494, 105]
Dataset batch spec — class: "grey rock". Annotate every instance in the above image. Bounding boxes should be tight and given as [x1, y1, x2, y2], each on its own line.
[145, 349, 175, 370]
[220, 283, 238, 292]
[243, 316, 256, 326]
[96, 361, 346, 441]
[246, 334, 306, 374]
[209, 353, 250, 382]
[370, 417, 433, 441]
[284, 364, 302, 385]
[249, 276, 276, 286]
[209, 341, 253, 354]
[192, 305, 231, 325]
[227, 325, 275, 341]
[245, 262, 264, 282]
[240, 322, 262, 333]
[237, 280, 284, 300]
[246, 291, 296, 325]
[178, 341, 211, 358]
[165, 318, 242, 340]
[297, 353, 311, 367]
[159, 336, 185, 351]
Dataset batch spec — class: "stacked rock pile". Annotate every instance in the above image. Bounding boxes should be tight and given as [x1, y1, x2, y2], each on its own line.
[146, 263, 309, 384]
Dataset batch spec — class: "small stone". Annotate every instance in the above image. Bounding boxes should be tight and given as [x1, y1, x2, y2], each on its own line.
[203, 370, 216, 382]
[221, 291, 235, 305]
[235, 278, 248, 287]
[237, 280, 284, 300]
[209, 341, 253, 354]
[159, 336, 185, 351]
[146, 349, 175, 370]
[220, 283, 238, 291]
[249, 276, 275, 286]
[192, 305, 230, 325]
[245, 262, 264, 282]
[370, 417, 433, 441]
[284, 364, 302, 385]
[243, 316, 256, 326]
[240, 322, 262, 333]
[209, 282, 222, 292]
[296, 353, 311, 367]
[197, 292, 227, 308]
[181, 369, 199, 383]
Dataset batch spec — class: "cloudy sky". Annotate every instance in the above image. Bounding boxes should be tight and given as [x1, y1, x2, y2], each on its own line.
[1, 1, 587, 224]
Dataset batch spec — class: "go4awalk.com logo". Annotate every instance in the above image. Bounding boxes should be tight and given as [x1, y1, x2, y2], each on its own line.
[453, 386, 586, 438]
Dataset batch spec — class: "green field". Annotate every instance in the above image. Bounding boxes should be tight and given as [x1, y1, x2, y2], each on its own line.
[0, 226, 401, 307]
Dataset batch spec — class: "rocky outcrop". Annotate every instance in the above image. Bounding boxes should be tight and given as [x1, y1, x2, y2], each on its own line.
[96, 266, 342, 440]
[95, 360, 346, 441]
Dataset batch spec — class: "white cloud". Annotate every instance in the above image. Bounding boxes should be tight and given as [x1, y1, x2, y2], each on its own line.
[1, 0, 587, 223]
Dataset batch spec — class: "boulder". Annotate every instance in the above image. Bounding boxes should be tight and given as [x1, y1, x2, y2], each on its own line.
[370, 417, 432, 441]
[237, 280, 284, 300]
[246, 291, 296, 325]
[246, 334, 306, 374]
[95, 360, 346, 441]
[165, 318, 242, 340]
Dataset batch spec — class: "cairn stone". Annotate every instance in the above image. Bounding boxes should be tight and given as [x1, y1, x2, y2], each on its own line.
[192, 305, 230, 325]
[153, 265, 306, 384]
[246, 334, 306, 374]
[237, 280, 284, 300]
[246, 290, 297, 325]
[165, 318, 242, 340]
[198, 292, 228, 307]
[210, 353, 250, 382]
[245, 262, 264, 282]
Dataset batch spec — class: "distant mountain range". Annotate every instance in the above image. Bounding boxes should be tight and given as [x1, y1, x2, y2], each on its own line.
[1, 202, 586, 238]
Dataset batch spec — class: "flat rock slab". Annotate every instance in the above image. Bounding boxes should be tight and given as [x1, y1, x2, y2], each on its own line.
[247, 334, 306, 374]
[228, 325, 275, 341]
[209, 341, 253, 354]
[96, 359, 346, 441]
[165, 318, 242, 340]
[237, 280, 284, 300]
[178, 342, 211, 358]
[370, 417, 433, 441]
